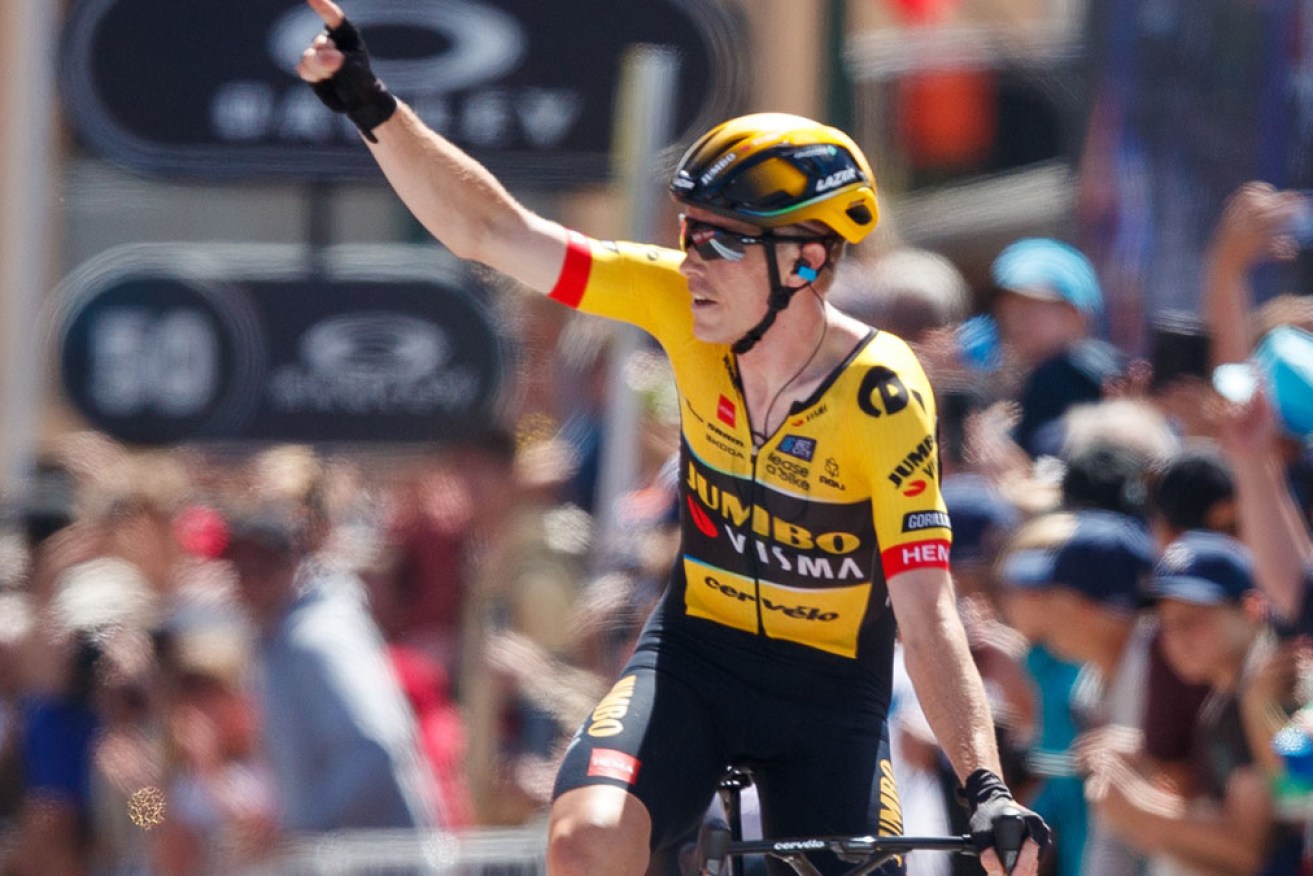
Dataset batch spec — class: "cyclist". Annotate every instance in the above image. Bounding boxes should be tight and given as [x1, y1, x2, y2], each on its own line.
[296, 2, 1049, 873]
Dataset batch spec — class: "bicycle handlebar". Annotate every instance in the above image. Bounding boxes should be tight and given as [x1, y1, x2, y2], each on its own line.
[697, 810, 1031, 876]
[993, 806, 1028, 873]
[699, 767, 1034, 875]
[696, 819, 975, 876]
[700, 819, 731, 876]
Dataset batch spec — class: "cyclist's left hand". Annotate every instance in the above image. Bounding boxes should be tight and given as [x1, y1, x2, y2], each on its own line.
[970, 795, 1051, 876]
[979, 841, 1041, 876]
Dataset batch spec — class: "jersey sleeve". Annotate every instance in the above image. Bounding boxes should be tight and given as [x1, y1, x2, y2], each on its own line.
[858, 337, 953, 580]
[547, 230, 692, 345]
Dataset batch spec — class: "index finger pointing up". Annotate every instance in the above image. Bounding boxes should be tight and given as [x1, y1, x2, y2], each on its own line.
[307, 0, 345, 28]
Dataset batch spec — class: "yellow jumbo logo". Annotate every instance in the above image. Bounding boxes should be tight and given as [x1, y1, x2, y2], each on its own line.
[877, 758, 904, 867]
[683, 558, 869, 658]
[685, 462, 861, 554]
[587, 675, 637, 738]
[877, 758, 904, 837]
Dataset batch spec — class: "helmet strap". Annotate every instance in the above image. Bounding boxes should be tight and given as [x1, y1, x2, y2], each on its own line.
[731, 238, 824, 356]
[732, 239, 795, 355]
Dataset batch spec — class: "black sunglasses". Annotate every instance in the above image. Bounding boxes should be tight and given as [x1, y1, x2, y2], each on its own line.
[678, 215, 826, 262]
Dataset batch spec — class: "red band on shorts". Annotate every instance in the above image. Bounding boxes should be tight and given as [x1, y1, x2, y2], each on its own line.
[548, 230, 593, 308]
[881, 539, 951, 577]
[587, 749, 641, 785]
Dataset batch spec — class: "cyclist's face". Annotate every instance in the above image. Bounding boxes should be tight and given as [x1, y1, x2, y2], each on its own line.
[677, 207, 787, 346]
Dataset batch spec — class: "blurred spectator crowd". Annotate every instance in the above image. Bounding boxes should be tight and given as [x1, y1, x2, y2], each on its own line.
[3, 178, 1313, 876]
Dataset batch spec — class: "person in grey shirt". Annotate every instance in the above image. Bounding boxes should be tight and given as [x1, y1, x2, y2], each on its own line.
[221, 503, 440, 834]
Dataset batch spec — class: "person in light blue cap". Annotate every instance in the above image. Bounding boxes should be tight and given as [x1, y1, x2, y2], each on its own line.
[1253, 325, 1313, 439]
[990, 238, 1127, 457]
[992, 238, 1104, 318]
[1216, 328, 1313, 641]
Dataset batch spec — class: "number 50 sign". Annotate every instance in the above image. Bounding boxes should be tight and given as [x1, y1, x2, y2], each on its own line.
[51, 243, 506, 445]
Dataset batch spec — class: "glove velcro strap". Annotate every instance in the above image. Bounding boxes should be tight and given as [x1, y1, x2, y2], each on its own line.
[326, 19, 364, 52]
[964, 768, 1012, 812]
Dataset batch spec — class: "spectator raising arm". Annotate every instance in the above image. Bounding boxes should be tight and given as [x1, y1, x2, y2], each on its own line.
[1218, 392, 1313, 624]
[1203, 182, 1304, 367]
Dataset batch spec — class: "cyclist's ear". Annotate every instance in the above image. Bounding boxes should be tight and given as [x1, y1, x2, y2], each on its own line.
[790, 239, 832, 285]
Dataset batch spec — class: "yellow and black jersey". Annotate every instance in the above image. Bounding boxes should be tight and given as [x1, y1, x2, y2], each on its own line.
[549, 231, 951, 675]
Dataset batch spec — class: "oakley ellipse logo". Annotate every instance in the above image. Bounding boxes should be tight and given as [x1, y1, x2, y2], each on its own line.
[271, 310, 487, 417]
[269, 0, 527, 94]
[301, 314, 446, 381]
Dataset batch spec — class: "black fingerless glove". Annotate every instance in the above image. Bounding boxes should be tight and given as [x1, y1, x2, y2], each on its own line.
[962, 769, 1052, 872]
[309, 17, 398, 143]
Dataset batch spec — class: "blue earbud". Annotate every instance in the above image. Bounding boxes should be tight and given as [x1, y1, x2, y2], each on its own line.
[795, 264, 819, 283]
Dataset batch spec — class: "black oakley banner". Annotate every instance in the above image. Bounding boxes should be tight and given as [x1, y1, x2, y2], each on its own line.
[59, 0, 747, 183]
[52, 244, 506, 445]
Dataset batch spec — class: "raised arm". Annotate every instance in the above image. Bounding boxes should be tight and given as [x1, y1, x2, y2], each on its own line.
[296, 0, 569, 293]
[1202, 182, 1303, 367]
[1219, 390, 1313, 622]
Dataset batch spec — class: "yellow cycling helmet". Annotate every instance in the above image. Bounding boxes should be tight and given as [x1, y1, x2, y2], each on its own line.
[670, 113, 879, 244]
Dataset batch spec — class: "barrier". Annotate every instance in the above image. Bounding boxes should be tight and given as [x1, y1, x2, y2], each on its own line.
[233, 824, 549, 876]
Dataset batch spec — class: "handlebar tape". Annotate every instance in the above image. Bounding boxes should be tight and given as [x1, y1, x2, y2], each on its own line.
[993, 808, 1027, 874]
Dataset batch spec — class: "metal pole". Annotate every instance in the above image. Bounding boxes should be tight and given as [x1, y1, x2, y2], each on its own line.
[594, 45, 679, 561]
[824, 0, 853, 129]
[306, 181, 334, 278]
[0, 0, 59, 493]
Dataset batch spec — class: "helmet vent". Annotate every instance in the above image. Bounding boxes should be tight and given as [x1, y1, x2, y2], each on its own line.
[846, 204, 873, 226]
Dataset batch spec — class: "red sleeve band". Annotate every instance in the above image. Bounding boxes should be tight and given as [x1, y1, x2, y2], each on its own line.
[547, 230, 593, 308]
[881, 539, 951, 577]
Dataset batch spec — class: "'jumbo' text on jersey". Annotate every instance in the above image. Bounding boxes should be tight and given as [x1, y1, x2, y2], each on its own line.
[549, 232, 951, 678]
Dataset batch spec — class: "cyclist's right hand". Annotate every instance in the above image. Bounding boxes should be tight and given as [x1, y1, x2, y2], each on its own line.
[297, 0, 398, 142]
[296, 0, 346, 82]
